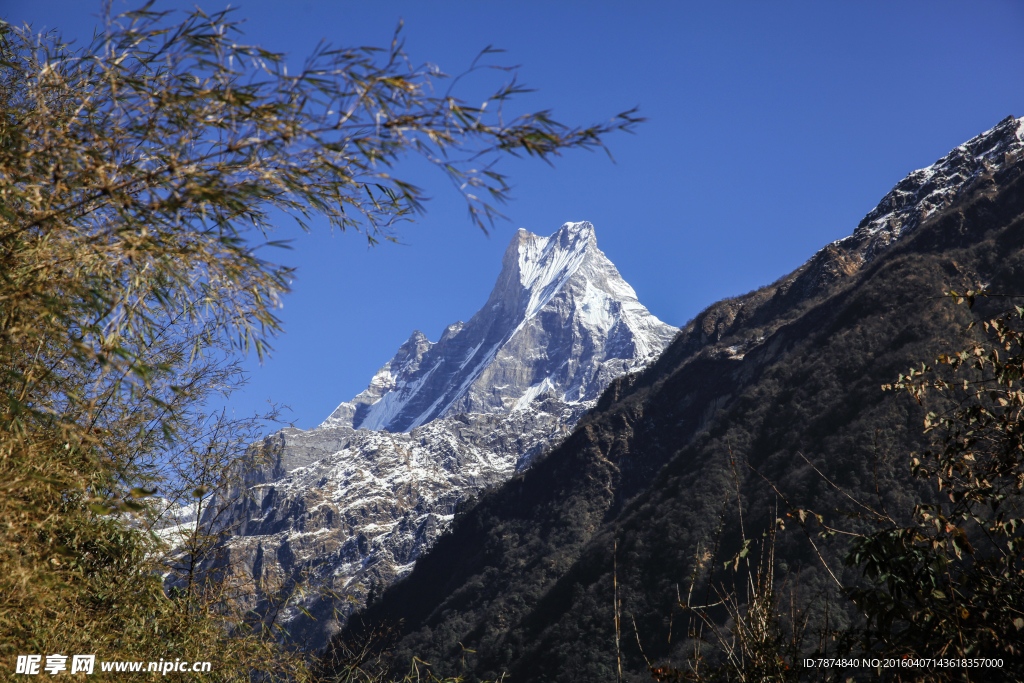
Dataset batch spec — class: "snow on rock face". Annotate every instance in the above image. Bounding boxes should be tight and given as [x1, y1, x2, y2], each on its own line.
[320, 221, 677, 433]
[209, 401, 587, 650]
[778, 116, 1024, 301]
[839, 115, 1024, 262]
[207, 221, 677, 652]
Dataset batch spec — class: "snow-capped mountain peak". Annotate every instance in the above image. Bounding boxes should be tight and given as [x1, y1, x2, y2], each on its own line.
[208, 221, 677, 649]
[320, 221, 676, 433]
[517, 222, 593, 305]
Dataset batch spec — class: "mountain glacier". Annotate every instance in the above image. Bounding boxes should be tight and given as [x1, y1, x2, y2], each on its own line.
[207, 221, 676, 649]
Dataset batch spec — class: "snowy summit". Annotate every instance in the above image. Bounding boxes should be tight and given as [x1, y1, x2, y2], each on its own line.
[322, 221, 676, 432]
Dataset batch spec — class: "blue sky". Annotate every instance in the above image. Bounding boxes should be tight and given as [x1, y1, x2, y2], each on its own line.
[6, 0, 1024, 430]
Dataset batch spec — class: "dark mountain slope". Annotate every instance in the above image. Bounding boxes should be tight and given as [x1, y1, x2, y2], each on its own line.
[325, 121, 1024, 682]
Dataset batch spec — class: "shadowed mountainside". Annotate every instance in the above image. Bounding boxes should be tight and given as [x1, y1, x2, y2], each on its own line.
[325, 116, 1024, 682]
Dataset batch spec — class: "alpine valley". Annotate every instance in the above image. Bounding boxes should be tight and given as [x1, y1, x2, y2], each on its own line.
[208, 221, 677, 650]
[319, 115, 1024, 682]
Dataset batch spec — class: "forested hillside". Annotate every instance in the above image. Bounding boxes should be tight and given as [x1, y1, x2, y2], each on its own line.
[325, 118, 1024, 682]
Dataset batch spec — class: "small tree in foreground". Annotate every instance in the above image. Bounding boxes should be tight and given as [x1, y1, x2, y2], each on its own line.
[0, 2, 639, 675]
[850, 293, 1024, 672]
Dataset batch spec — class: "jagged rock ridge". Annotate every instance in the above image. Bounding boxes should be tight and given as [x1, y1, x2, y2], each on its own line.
[802, 114, 1024, 292]
[662, 115, 1024, 363]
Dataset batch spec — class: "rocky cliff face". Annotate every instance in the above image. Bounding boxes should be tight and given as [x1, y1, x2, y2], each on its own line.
[206, 221, 676, 650]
